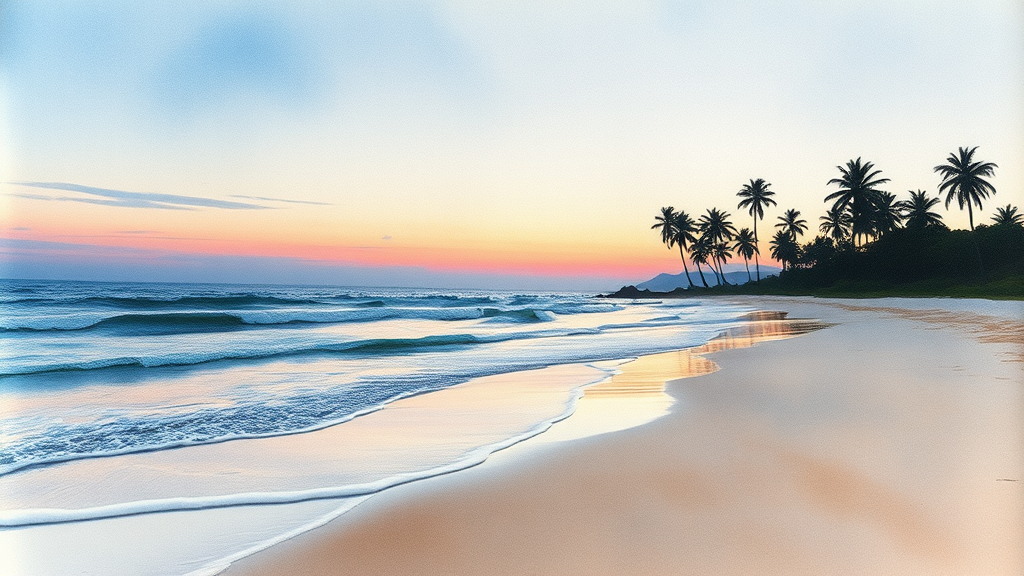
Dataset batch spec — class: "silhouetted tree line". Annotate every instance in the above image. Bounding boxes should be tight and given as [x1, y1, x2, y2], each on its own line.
[651, 146, 1022, 293]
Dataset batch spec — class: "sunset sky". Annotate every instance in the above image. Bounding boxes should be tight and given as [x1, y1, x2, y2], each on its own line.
[1, 1, 1022, 290]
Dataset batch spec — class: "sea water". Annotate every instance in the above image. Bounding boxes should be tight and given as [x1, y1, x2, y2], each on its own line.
[0, 280, 757, 575]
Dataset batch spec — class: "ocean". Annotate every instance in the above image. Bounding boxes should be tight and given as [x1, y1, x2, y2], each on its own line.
[0, 279, 760, 575]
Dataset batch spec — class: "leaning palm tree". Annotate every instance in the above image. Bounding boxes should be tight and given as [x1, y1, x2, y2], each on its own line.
[825, 158, 890, 245]
[768, 230, 799, 272]
[652, 207, 695, 289]
[934, 146, 998, 230]
[712, 242, 734, 285]
[736, 178, 777, 282]
[899, 190, 944, 229]
[819, 205, 852, 242]
[992, 204, 1023, 226]
[872, 191, 904, 236]
[696, 234, 722, 285]
[671, 211, 699, 288]
[733, 227, 757, 283]
[688, 235, 713, 288]
[652, 206, 678, 245]
[775, 208, 808, 240]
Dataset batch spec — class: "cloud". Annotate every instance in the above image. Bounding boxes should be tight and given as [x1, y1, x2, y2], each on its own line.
[381, 235, 392, 240]
[229, 194, 332, 206]
[11, 182, 269, 210]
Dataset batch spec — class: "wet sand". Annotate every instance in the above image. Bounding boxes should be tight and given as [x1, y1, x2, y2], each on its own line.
[227, 297, 1023, 575]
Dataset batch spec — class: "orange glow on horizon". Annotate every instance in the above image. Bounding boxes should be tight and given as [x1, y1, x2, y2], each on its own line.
[4, 197, 782, 280]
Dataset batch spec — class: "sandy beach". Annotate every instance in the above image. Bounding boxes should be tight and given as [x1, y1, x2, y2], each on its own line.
[226, 296, 1023, 576]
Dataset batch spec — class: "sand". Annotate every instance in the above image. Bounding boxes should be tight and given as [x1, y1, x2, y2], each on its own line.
[226, 297, 1023, 575]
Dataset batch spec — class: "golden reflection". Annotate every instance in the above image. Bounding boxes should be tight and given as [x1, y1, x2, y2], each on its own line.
[583, 315, 830, 399]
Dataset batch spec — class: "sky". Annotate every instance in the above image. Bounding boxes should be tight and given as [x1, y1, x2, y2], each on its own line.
[1, 0, 1022, 290]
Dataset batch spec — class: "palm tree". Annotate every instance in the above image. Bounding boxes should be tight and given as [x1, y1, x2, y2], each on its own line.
[688, 235, 712, 288]
[825, 158, 890, 245]
[736, 178, 777, 282]
[899, 190, 944, 229]
[712, 242, 734, 284]
[671, 211, 699, 288]
[769, 230, 799, 272]
[992, 204, 1023, 226]
[934, 146, 998, 231]
[733, 227, 757, 283]
[872, 191, 904, 236]
[775, 208, 808, 240]
[652, 207, 695, 289]
[698, 208, 738, 285]
[819, 205, 852, 242]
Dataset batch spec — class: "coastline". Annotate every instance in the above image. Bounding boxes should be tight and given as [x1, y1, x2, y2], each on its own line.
[226, 296, 1023, 575]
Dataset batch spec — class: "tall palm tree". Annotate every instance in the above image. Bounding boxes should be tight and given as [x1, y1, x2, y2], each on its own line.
[671, 211, 699, 288]
[769, 230, 799, 272]
[934, 146, 998, 231]
[872, 191, 904, 236]
[819, 205, 852, 242]
[899, 190, 944, 229]
[652, 207, 694, 289]
[992, 204, 1023, 226]
[775, 208, 808, 240]
[825, 158, 890, 245]
[688, 235, 712, 288]
[733, 227, 757, 283]
[736, 178, 777, 282]
[652, 206, 677, 244]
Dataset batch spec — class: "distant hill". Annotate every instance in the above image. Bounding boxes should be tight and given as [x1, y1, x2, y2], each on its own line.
[636, 265, 781, 291]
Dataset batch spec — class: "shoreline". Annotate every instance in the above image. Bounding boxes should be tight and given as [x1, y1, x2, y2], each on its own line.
[227, 296, 1023, 575]
[204, 313, 813, 574]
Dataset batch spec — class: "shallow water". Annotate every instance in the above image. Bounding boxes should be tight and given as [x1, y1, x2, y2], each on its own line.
[0, 280, 763, 575]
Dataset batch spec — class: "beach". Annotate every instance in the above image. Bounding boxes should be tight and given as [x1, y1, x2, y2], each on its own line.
[228, 296, 1023, 575]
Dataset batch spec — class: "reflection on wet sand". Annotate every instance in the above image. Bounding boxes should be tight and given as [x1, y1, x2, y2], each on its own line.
[542, 314, 829, 442]
[583, 313, 829, 398]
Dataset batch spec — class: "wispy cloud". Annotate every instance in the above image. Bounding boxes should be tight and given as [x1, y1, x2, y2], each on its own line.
[229, 194, 332, 206]
[11, 182, 269, 210]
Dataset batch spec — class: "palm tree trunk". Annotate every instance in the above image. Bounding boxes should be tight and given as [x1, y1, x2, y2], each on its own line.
[753, 219, 760, 282]
[695, 262, 709, 288]
[678, 245, 695, 289]
[744, 258, 751, 283]
[709, 261, 721, 286]
[717, 257, 730, 285]
[966, 200, 984, 275]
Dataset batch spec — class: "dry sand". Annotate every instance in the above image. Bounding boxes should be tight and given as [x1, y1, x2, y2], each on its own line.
[227, 297, 1023, 575]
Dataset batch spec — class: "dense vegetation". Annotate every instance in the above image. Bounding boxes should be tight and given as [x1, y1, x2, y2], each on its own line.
[635, 146, 1023, 300]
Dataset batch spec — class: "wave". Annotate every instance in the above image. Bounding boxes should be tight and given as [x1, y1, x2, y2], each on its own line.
[0, 327, 595, 377]
[0, 347, 615, 477]
[2, 294, 326, 309]
[0, 305, 584, 333]
[0, 379, 597, 528]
